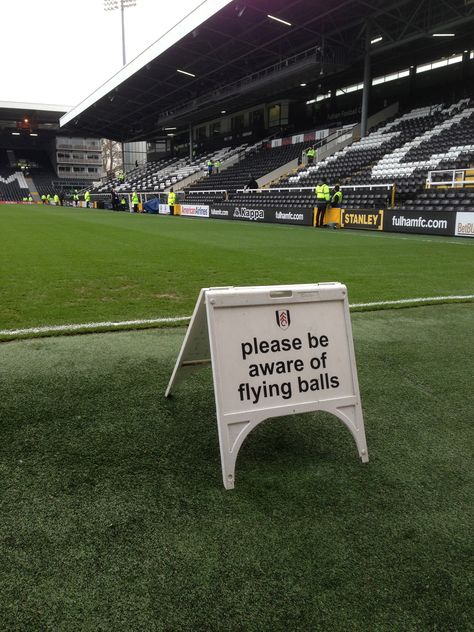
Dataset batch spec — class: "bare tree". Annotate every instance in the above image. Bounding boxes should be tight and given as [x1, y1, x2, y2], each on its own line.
[102, 139, 123, 177]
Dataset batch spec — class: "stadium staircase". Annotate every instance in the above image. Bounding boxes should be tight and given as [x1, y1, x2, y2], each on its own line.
[24, 176, 41, 202]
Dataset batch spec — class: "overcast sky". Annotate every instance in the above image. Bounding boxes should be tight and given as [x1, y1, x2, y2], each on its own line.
[0, 0, 203, 109]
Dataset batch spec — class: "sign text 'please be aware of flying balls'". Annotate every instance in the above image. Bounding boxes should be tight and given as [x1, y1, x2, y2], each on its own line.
[166, 283, 368, 489]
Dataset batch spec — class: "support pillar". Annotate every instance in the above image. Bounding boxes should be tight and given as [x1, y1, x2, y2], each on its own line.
[360, 24, 371, 138]
[189, 123, 193, 161]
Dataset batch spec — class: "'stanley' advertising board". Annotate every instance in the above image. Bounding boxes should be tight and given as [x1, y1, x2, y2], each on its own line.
[166, 283, 368, 489]
[341, 209, 384, 230]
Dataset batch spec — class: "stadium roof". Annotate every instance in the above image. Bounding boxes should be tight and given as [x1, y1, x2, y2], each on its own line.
[0, 101, 70, 125]
[60, 0, 474, 142]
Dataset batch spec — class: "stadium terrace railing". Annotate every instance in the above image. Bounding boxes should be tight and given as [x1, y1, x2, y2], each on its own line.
[233, 182, 396, 208]
[426, 168, 474, 188]
[237, 183, 395, 194]
[89, 183, 395, 206]
[186, 190, 228, 195]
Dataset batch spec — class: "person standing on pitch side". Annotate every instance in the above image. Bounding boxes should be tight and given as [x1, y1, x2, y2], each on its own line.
[315, 178, 330, 227]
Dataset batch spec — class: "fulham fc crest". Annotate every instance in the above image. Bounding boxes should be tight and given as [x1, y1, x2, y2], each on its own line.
[276, 309, 291, 330]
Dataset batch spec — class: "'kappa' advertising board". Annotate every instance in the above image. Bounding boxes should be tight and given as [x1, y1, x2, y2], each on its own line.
[455, 211, 474, 237]
[341, 209, 384, 230]
[384, 210, 455, 236]
[210, 203, 313, 226]
[180, 204, 210, 218]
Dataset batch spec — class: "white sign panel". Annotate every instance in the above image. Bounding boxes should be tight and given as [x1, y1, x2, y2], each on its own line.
[455, 211, 474, 237]
[180, 204, 209, 218]
[166, 283, 368, 489]
[159, 203, 171, 215]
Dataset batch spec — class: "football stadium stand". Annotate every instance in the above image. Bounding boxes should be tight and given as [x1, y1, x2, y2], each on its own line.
[2, 0, 473, 236]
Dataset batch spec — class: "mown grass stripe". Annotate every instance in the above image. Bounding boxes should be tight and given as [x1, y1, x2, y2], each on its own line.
[1, 294, 473, 340]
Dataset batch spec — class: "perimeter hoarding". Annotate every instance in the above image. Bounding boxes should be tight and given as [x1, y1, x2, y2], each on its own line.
[455, 211, 474, 237]
[166, 283, 368, 489]
[209, 203, 313, 226]
[384, 210, 455, 236]
[181, 204, 210, 218]
[341, 209, 384, 230]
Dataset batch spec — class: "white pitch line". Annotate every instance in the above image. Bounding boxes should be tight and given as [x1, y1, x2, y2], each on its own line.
[0, 294, 473, 338]
[350, 294, 474, 308]
[0, 316, 191, 337]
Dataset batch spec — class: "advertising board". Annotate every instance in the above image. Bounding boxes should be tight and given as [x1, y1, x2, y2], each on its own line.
[384, 210, 455, 236]
[341, 209, 384, 231]
[209, 203, 313, 226]
[455, 211, 474, 237]
[180, 204, 210, 218]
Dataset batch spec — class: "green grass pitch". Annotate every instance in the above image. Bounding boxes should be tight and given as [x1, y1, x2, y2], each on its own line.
[0, 204, 473, 631]
[0, 204, 473, 334]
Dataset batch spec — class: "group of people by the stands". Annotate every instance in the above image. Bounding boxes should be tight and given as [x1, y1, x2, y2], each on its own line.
[206, 159, 221, 176]
[38, 189, 89, 207]
[111, 188, 175, 214]
[315, 180, 342, 227]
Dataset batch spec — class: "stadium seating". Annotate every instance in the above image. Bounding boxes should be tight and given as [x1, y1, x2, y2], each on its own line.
[0, 168, 29, 201]
[90, 99, 474, 215]
[94, 145, 247, 194]
[186, 141, 313, 193]
[394, 186, 474, 213]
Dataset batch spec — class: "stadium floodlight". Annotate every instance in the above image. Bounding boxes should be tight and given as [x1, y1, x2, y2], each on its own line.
[432, 33, 455, 37]
[104, 0, 138, 66]
[267, 14, 292, 27]
[306, 99, 316, 104]
[221, 110, 227, 114]
[371, 36, 383, 44]
[300, 83, 307, 87]
[11, 132, 20, 136]
[177, 69, 196, 78]
[30, 133, 38, 137]
[164, 127, 177, 130]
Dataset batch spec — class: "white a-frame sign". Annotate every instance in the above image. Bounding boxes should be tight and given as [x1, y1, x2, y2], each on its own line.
[166, 283, 368, 489]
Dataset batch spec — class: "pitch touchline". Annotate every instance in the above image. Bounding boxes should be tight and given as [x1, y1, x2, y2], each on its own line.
[0, 294, 472, 338]
[349, 294, 474, 308]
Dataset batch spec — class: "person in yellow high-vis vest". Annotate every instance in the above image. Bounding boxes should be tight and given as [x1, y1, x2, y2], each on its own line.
[315, 179, 330, 227]
[84, 190, 91, 208]
[132, 191, 139, 213]
[306, 147, 316, 165]
[330, 184, 343, 208]
[168, 188, 176, 216]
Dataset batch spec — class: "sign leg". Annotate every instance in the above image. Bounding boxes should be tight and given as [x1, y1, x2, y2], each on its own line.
[333, 403, 369, 462]
[217, 419, 256, 490]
